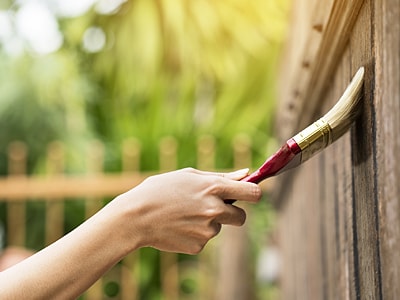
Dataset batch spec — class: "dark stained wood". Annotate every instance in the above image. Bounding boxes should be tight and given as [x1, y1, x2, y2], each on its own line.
[277, 0, 365, 140]
[374, 0, 400, 298]
[273, 0, 400, 298]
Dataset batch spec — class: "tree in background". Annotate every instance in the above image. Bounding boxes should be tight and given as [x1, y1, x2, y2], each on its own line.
[0, 1, 289, 298]
[0, 0, 289, 173]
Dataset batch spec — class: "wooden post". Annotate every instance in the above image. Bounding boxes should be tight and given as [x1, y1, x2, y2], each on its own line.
[197, 135, 216, 299]
[6, 141, 27, 246]
[45, 141, 65, 245]
[120, 138, 141, 300]
[85, 140, 105, 300]
[373, 0, 400, 297]
[159, 136, 179, 300]
[215, 134, 255, 300]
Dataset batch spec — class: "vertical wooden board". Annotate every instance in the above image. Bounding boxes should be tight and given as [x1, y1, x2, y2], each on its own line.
[334, 132, 355, 300]
[305, 51, 349, 300]
[333, 60, 362, 300]
[327, 62, 347, 299]
[159, 137, 179, 300]
[277, 161, 322, 299]
[121, 138, 141, 300]
[84, 140, 105, 299]
[342, 58, 360, 300]
[281, 194, 292, 300]
[45, 201, 64, 245]
[349, 1, 382, 298]
[278, 187, 292, 299]
[303, 157, 324, 300]
[215, 135, 254, 300]
[274, 0, 400, 298]
[6, 142, 27, 247]
[45, 142, 65, 246]
[374, 0, 400, 297]
[294, 167, 310, 300]
[320, 137, 342, 300]
[324, 54, 355, 300]
[287, 172, 303, 300]
[277, 175, 296, 300]
[333, 55, 356, 300]
[293, 166, 310, 299]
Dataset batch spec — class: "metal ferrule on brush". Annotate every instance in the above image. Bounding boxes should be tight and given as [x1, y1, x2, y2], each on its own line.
[292, 118, 333, 163]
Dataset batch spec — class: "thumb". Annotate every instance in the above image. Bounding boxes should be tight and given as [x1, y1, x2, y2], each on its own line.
[224, 168, 250, 180]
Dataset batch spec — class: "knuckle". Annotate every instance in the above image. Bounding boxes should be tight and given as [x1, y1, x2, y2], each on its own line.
[204, 222, 221, 239]
[211, 222, 222, 236]
[203, 202, 224, 218]
[206, 180, 226, 196]
[189, 243, 205, 255]
[251, 184, 262, 201]
[182, 167, 196, 173]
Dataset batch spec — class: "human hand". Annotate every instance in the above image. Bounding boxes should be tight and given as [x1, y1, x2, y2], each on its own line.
[115, 168, 262, 254]
[0, 168, 261, 299]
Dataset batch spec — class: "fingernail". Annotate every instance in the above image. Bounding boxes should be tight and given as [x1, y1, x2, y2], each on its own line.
[232, 168, 249, 175]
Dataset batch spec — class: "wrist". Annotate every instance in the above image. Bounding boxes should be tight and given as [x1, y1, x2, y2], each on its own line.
[104, 191, 146, 254]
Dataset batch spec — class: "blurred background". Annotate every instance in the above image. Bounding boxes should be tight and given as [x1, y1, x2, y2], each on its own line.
[0, 0, 290, 299]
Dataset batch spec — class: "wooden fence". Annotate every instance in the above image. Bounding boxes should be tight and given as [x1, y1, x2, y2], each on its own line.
[273, 0, 400, 299]
[0, 135, 272, 300]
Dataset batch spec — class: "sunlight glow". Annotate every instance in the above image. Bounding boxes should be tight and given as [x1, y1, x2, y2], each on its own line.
[95, 0, 127, 15]
[47, 0, 98, 18]
[15, 2, 63, 54]
[82, 26, 106, 53]
[1, 0, 114, 56]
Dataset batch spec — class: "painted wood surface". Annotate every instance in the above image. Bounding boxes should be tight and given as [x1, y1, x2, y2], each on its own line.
[274, 0, 400, 299]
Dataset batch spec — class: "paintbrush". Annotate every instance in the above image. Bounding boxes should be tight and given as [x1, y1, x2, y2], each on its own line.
[227, 66, 364, 203]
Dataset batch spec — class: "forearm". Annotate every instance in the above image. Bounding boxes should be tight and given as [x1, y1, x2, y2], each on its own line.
[0, 168, 261, 298]
[0, 196, 140, 299]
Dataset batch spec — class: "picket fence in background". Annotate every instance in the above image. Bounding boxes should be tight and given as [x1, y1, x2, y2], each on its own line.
[0, 135, 271, 300]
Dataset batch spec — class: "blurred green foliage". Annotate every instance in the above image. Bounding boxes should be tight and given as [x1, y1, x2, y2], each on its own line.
[0, 0, 289, 298]
[0, 0, 289, 174]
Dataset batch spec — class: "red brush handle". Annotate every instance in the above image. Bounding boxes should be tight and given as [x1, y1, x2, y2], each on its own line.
[225, 138, 301, 204]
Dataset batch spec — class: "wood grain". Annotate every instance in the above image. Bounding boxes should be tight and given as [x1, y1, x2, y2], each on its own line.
[274, 0, 400, 298]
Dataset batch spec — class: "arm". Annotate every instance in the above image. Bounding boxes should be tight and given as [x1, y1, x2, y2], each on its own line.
[0, 168, 261, 299]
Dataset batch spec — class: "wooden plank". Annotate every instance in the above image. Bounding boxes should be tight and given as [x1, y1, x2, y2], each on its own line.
[277, 0, 335, 137]
[215, 135, 254, 300]
[349, 1, 383, 298]
[274, 0, 400, 298]
[321, 53, 353, 300]
[304, 157, 324, 300]
[320, 146, 338, 300]
[373, 0, 400, 298]
[159, 137, 179, 300]
[276, 0, 365, 140]
[332, 54, 354, 300]
[6, 142, 27, 246]
[275, 161, 320, 299]
[84, 141, 106, 300]
[0, 170, 272, 201]
[45, 141, 65, 245]
[120, 138, 141, 300]
[0, 173, 149, 200]
[299, 159, 317, 299]
[334, 133, 354, 300]
[197, 135, 216, 299]
[277, 179, 294, 300]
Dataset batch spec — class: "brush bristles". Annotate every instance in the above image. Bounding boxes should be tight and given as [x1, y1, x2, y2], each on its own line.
[322, 67, 365, 142]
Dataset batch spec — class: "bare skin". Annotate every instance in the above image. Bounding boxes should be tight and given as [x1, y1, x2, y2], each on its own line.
[0, 168, 261, 299]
